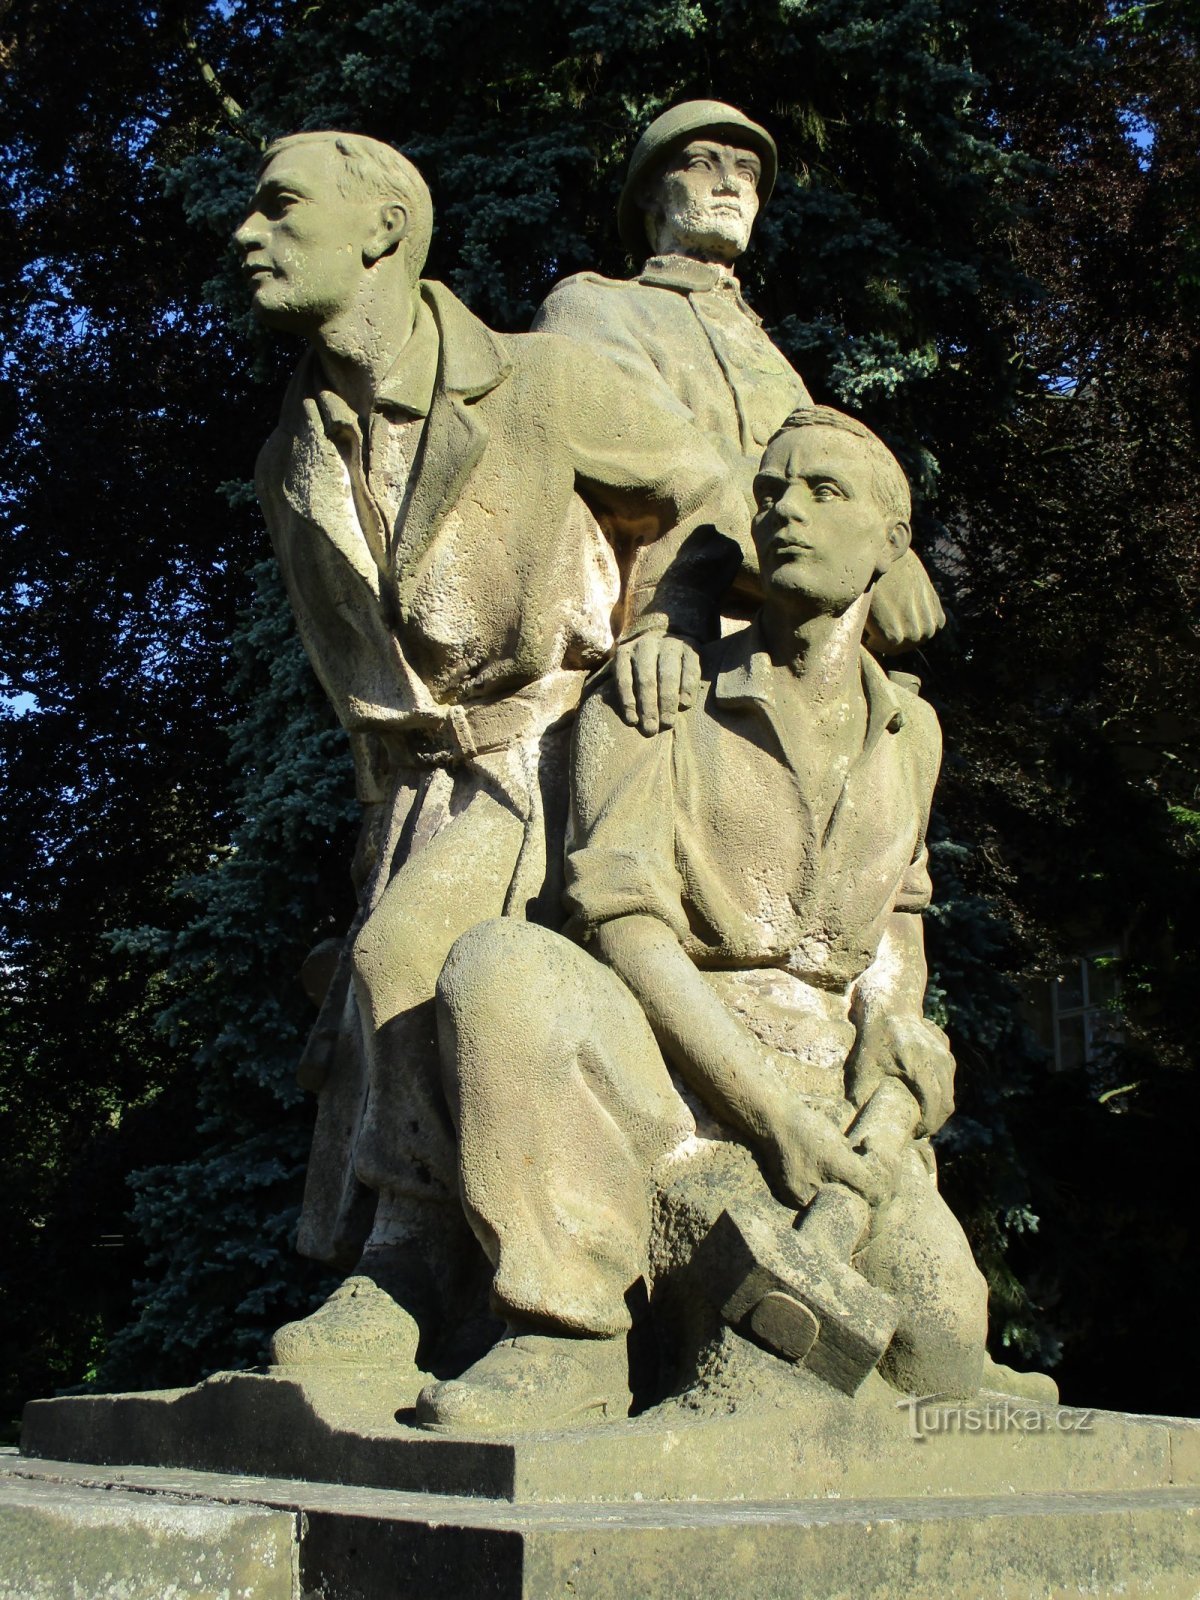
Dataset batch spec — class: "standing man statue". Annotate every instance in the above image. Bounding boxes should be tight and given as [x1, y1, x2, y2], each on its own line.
[234, 131, 744, 1381]
[533, 100, 945, 672]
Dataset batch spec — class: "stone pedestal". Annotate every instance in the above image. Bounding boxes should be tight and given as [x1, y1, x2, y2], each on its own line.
[9, 1354, 1200, 1598]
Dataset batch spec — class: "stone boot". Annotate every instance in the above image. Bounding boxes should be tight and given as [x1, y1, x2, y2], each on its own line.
[269, 1274, 422, 1370]
[980, 1355, 1060, 1405]
[415, 1332, 632, 1433]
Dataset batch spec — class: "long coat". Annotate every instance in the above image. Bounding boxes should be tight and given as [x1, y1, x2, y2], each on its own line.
[256, 279, 745, 1264]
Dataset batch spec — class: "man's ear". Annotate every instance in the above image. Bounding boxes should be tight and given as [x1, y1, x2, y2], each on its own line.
[876, 518, 912, 576]
[363, 202, 409, 266]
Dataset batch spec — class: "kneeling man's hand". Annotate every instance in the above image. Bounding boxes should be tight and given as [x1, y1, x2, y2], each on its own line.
[847, 1013, 955, 1138]
[769, 1101, 894, 1211]
[614, 633, 701, 735]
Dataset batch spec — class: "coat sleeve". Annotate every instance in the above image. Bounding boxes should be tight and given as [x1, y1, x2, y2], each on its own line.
[533, 277, 696, 425]
[893, 693, 943, 914]
[537, 333, 746, 643]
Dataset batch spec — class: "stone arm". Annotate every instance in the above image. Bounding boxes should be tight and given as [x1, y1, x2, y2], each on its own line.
[845, 912, 955, 1138]
[593, 913, 886, 1206]
[845, 692, 953, 1134]
[566, 686, 886, 1207]
[533, 277, 700, 428]
[543, 332, 745, 646]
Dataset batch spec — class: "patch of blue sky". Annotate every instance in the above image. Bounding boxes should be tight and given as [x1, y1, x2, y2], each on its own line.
[1117, 108, 1155, 170]
[2, 690, 40, 718]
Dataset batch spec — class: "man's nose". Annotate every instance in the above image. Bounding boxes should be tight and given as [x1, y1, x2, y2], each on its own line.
[775, 486, 809, 522]
[233, 214, 261, 252]
[713, 162, 739, 194]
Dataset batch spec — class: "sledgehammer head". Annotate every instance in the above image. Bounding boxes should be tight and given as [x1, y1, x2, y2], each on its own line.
[695, 1203, 898, 1396]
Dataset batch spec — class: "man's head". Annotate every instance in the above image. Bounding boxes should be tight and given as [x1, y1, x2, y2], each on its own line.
[752, 407, 913, 615]
[618, 100, 777, 262]
[234, 132, 433, 335]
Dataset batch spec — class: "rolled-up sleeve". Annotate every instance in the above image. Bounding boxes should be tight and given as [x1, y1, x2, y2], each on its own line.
[564, 683, 691, 945]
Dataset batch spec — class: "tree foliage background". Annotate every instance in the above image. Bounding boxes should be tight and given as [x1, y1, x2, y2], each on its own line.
[1, 0, 1196, 1433]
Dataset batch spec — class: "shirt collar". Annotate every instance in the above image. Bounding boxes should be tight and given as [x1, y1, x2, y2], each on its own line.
[713, 620, 906, 752]
[314, 300, 440, 436]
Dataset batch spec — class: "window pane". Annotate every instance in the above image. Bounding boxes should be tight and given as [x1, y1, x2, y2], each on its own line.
[1088, 957, 1121, 1009]
[1056, 1014, 1087, 1071]
[1055, 963, 1085, 1011]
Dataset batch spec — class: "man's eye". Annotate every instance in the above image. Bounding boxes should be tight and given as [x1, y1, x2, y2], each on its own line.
[811, 484, 844, 501]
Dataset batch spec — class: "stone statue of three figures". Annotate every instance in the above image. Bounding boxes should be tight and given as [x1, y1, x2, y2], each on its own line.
[234, 102, 1053, 1433]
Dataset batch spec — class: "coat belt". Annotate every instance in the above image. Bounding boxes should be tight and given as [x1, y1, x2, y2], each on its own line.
[393, 668, 588, 768]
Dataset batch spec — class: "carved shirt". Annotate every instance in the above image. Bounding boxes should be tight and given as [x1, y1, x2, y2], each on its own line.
[565, 624, 939, 1065]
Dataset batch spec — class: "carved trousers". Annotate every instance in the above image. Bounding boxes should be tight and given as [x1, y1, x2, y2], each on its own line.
[436, 918, 695, 1335]
[437, 919, 988, 1391]
[296, 718, 573, 1268]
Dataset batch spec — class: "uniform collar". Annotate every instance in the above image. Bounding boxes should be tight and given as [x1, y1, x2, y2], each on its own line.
[637, 254, 762, 323]
[713, 620, 906, 753]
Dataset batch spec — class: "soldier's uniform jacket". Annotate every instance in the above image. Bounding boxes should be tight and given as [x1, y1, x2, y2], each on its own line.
[533, 255, 813, 506]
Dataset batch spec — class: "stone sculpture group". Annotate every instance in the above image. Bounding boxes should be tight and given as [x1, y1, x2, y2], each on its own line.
[235, 101, 1051, 1434]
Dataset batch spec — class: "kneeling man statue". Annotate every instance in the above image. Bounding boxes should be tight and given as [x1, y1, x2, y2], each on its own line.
[420, 405, 1045, 1431]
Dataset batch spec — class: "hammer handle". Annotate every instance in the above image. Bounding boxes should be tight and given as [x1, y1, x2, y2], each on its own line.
[798, 1078, 922, 1260]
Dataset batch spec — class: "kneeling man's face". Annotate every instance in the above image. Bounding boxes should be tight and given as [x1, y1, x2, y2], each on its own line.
[751, 427, 909, 614]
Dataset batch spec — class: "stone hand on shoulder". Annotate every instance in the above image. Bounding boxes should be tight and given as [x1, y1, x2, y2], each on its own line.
[612, 631, 702, 735]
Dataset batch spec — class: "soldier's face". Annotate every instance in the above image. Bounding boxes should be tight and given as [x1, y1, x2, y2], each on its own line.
[647, 140, 762, 261]
[234, 145, 376, 333]
[752, 428, 908, 613]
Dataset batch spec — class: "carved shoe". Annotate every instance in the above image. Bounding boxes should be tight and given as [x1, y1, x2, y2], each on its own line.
[980, 1355, 1060, 1405]
[270, 1275, 421, 1369]
[415, 1333, 631, 1433]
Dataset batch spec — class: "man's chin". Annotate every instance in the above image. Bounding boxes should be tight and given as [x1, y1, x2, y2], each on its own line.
[249, 296, 309, 334]
[692, 218, 752, 257]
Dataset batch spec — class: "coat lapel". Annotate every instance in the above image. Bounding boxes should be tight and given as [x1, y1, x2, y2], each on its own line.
[276, 357, 382, 598]
[392, 281, 513, 603]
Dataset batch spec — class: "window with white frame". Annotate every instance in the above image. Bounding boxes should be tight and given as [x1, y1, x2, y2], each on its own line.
[1050, 948, 1123, 1071]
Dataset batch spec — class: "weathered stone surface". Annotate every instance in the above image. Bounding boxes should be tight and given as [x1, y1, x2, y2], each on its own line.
[20, 1359, 1200, 1506]
[234, 131, 745, 1379]
[535, 97, 945, 654]
[0, 1461, 298, 1600]
[5, 1451, 1200, 1600]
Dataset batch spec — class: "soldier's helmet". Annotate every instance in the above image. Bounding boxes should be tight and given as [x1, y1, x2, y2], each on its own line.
[618, 99, 778, 255]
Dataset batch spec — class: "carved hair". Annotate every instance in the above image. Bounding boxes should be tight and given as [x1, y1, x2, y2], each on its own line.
[260, 132, 433, 282]
[771, 406, 912, 525]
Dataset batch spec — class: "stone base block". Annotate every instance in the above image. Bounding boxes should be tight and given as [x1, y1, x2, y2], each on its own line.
[15, 1352, 1200, 1597]
[4, 1452, 1200, 1599]
[19, 1358, 1200, 1505]
[0, 1461, 299, 1600]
